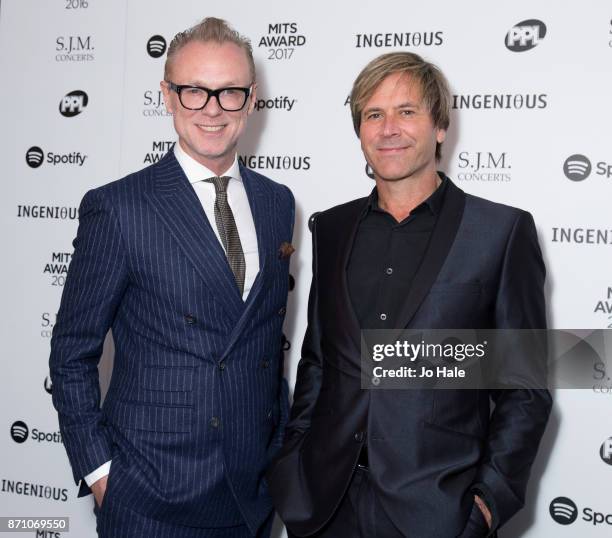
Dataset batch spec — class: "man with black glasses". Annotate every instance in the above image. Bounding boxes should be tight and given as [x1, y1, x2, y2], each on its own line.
[50, 17, 294, 538]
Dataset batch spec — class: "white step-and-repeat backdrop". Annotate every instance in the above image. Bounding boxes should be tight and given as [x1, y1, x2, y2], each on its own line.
[1, 1, 611, 536]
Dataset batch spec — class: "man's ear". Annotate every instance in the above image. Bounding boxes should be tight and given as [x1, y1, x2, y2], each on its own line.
[436, 128, 447, 144]
[160, 80, 174, 115]
[247, 83, 258, 115]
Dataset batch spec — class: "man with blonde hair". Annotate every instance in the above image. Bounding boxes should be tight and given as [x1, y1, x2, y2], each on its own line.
[269, 52, 551, 537]
[51, 17, 294, 538]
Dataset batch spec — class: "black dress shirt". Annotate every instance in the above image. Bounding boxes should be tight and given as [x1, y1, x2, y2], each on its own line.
[347, 176, 448, 329]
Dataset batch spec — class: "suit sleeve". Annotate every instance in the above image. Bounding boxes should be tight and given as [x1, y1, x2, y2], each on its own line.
[49, 188, 129, 488]
[284, 215, 324, 440]
[473, 211, 552, 530]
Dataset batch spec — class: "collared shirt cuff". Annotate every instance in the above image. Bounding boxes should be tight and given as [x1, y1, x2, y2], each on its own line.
[84, 460, 112, 487]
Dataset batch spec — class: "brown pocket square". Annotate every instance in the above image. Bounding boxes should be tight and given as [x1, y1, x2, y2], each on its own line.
[278, 242, 295, 259]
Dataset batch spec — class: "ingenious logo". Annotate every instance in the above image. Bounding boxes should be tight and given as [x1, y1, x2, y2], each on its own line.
[147, 35, 167, 58]
[505, 19, 547, 52]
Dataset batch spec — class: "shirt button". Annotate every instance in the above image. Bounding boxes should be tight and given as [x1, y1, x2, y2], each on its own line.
[354, 432, 365, 442]
[278, 306, 287, 316]
[210, 417, 220, 428]
[184, 314, 196, 325]
[219, 361, 226, 371]
[380, 313, 387, 321]
[386, 267, 393, 275]
[262, 359, 270, 369]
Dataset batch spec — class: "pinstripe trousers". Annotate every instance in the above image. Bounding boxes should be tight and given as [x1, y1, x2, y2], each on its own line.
[95, 497, 274, 538]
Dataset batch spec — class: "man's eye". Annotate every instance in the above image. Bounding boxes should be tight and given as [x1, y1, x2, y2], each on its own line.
[366, 113, 381, 120]
[222, 88, 237, 96]
[187, 88, 204, 95]
[401, 109, 415, 116]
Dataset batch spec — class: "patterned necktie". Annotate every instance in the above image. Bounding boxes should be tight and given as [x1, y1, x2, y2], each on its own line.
[203, 176, 246, 295]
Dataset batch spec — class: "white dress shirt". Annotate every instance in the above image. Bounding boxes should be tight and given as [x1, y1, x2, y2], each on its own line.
[83, 143, 259, 487]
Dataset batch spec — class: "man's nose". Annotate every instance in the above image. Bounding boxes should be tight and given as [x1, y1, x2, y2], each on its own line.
[201, 95, 223, 115]
[381, 115, 400, 136]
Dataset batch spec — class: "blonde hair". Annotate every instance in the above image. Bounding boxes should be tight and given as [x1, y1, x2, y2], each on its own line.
[350, 52, 450, 160]
[164, 17, 255, 82]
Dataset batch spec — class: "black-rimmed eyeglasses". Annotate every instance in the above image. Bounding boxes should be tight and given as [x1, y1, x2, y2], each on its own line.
[167, 82, 251, 112]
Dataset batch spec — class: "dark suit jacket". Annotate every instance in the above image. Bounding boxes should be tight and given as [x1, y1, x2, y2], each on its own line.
[49, 151, 294, 534]
[268, 178, 552, 537]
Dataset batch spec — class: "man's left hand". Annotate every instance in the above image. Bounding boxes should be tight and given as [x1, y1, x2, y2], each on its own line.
[474, 495, 492, 529]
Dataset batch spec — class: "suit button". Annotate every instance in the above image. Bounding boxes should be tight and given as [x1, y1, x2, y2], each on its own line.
[354, 432, 365, 443]
[219, 361, 226, 371]
[184, 314, 196, 325]
[210, 417, 220, 428]
[261, 359, 270, 369]
[278, 306, 286, 316]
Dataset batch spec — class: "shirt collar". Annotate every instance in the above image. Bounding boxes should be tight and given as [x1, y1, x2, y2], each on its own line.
[173, 141, 242, 184]
[362, 172, 448, 219]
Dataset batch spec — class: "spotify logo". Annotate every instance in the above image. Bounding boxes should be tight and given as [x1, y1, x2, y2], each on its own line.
[26, 146, 44, 168]
[10, 421, 29, 444]
[147, 35, 167, 58]
[563, 154, 592, 181]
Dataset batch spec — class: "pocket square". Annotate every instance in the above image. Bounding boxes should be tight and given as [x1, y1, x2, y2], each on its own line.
[278, 242, 295, 259]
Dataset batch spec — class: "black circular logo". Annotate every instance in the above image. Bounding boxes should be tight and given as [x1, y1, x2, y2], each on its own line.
[549, 497, 578, 525]
[147, 35, 167, 58]
[10, 421, 29, 444]
[365, 162, 375, 179]
[44, 376, 53, 395]
[563, 154, 592, 181]
[26, 146, 44, 168]
[505, 19, 547, 52]
[59, 90, 89, 117]
[308, 212, 321, 233]
[600, 437, 612, 466]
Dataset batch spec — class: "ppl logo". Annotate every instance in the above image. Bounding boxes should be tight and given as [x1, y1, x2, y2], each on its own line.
[10, 421, 29, 444]
[563, 154, 592, 181]
[505, 19, 547, 52]
[550, 497, 578, 525]
[26, 146, 44, 168]
[147, 35, 167, 58]
[59, 90, 88, 117]
[600, 437, 612, 465]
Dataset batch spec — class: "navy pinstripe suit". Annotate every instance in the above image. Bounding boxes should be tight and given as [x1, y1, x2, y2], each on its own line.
[50, 151, 294, 536]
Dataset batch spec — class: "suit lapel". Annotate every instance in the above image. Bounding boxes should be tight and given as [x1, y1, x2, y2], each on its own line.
[143, 152, 244, 321]
[336, 198, 369, 352]
[395, 178, 466, 329]
[240, 164, 275, 305]
[219, 165, 277, 360]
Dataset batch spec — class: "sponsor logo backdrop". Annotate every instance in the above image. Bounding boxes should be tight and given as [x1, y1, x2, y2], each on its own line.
[0, 1, 610, 536]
